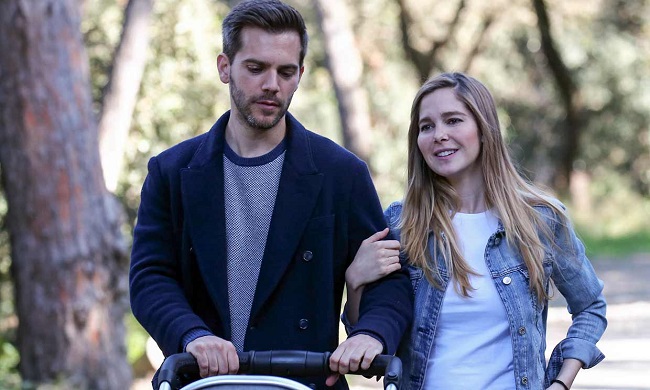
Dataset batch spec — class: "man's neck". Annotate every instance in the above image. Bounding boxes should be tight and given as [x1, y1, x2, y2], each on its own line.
[225, 115, 286, 158]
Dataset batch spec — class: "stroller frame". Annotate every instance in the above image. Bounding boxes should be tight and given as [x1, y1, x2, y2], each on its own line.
[156, 350, 401, 390]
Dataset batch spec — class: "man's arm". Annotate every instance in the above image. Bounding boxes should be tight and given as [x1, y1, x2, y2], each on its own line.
[345, 162, 413, 353]
[129, 156, 212, 355]
[328, 161, 413, 383]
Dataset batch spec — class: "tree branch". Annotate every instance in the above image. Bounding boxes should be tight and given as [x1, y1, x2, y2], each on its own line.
[97, 0, 153, 192]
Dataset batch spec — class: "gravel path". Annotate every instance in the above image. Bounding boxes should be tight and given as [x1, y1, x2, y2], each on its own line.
[546, 253, 650, 390]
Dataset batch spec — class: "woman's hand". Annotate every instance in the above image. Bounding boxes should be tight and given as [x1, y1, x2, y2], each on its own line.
[346, 228, 401, 291]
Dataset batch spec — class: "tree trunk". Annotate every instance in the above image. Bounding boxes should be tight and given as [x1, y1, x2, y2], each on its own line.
[313, 0, 373, 164]
[98, 0, 154, 192]
[0, 1, 131, 388]
[533, 0, 582, 195]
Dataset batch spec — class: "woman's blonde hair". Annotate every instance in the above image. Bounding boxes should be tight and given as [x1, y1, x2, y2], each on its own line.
[401, 72, 567, 301]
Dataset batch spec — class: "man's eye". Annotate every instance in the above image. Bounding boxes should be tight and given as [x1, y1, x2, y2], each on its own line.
[248, 67, 262, 73]
[280, 70, 296, 78]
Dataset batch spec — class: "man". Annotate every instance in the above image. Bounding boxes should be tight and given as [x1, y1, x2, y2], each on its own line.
[129, 1, 412, 388]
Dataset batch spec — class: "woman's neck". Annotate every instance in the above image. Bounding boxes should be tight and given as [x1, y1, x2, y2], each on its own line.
[454, 182, 487, 214]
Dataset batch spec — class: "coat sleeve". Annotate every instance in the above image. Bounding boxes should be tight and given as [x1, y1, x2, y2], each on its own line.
[545, 209, 607, 379]
[129, 156, 212, 356]
[345, 163, 413, 354]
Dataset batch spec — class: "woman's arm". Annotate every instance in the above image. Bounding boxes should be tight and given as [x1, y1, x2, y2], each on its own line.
[344, 228, 401, 324]
[546, 358, 581, 390]
[544, 206, 607, 385]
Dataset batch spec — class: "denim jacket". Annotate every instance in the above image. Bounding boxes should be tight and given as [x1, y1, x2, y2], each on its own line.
[385, 201, 607, 390]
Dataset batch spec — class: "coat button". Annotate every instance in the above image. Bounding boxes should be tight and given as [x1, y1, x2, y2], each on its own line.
[518, 326, 526, 335]
[521, 376, 528, 385]
[502, 276, 512, 285]
[299, 318, 309, 330]
[302, 251, 313, 262]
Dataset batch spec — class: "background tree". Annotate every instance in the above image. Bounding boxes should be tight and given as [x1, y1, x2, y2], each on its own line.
[313, 0, 374, 165]
[532, 0, 583, 195]
[0, 0, 136, 388]
[97, 0, 154, 192]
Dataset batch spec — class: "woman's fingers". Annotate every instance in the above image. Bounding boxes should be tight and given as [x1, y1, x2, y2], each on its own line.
[362, 228, 390, 244]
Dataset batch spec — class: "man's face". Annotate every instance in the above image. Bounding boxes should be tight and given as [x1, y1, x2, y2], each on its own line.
[218, 27, 304, 131]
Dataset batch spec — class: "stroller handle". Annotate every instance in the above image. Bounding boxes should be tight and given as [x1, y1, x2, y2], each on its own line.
[157, 350, 402, 390]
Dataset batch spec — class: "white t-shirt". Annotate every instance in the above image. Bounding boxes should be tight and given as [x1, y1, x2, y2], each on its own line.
[423, 210, 515, 389]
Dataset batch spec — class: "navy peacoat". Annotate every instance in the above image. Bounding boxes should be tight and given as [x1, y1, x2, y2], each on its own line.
[129, 111, 412, 388]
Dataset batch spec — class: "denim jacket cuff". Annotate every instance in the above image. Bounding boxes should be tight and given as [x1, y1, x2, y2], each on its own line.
[546, 336, 605, 384]
[560, 337, 606, 368]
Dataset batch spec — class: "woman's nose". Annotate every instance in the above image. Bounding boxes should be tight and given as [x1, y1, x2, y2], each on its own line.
[433, 127, 449, 142]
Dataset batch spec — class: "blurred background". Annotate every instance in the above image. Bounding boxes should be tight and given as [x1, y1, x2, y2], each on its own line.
[0, 0, 648, 388]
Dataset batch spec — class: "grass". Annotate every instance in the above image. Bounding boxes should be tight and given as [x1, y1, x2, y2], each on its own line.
[578, 229, 650, 258]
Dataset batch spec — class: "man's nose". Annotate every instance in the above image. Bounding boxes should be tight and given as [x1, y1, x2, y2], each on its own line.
[262, 72, 280, 92]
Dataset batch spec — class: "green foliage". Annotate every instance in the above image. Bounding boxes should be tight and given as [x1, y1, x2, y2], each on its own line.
[579, 230, 650, 258]
[0, 339, 20, 390]
[126, 313, 149, 365]
[0, 168, 19, 389]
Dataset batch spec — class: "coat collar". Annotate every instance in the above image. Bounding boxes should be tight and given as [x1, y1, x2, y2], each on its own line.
[181, 111, 323, 331]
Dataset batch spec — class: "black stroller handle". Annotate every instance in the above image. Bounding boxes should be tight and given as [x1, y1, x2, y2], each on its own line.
[158, 350, 402, 390]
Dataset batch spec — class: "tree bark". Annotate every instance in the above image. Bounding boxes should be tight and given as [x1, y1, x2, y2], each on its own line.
[98, 0, 154, 192]
[0, 1, 131, 388]
[533, 0, 582, 194]
[313, 0, 374, 164]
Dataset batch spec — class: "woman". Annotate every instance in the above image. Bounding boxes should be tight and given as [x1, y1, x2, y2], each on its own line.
[344, 73, 607, 390]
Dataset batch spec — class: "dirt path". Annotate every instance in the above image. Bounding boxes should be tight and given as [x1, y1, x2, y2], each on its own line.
[546, 253, 650, 390]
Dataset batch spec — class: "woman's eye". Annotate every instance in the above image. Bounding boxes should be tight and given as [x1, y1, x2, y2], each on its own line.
[420, 124, 433, 132]
[447, 118, 461, 125]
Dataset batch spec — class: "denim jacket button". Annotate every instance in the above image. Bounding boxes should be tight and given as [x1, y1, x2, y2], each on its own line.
[521, 376, 528, 385]
[518, 326, 526, 335]
[502, 276, 512, 285]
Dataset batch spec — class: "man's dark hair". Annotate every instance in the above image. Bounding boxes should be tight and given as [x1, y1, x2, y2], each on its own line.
[222, 0, 309, 66]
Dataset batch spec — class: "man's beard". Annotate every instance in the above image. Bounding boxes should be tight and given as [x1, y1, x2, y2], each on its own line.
[230, 78, 293, 130]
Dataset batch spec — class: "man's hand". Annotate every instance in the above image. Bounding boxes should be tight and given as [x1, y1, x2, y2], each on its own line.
[326, 334, 383, 386]
[185, 335, 239, 378]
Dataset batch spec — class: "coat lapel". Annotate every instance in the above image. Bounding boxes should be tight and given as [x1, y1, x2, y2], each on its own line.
[250, 114, 323, 318]
[181, 113, 231, 332]
[180, 112, 323, 330]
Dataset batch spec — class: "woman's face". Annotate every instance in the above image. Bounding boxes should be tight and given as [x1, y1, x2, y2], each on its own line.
[416, 87, 483, 189]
